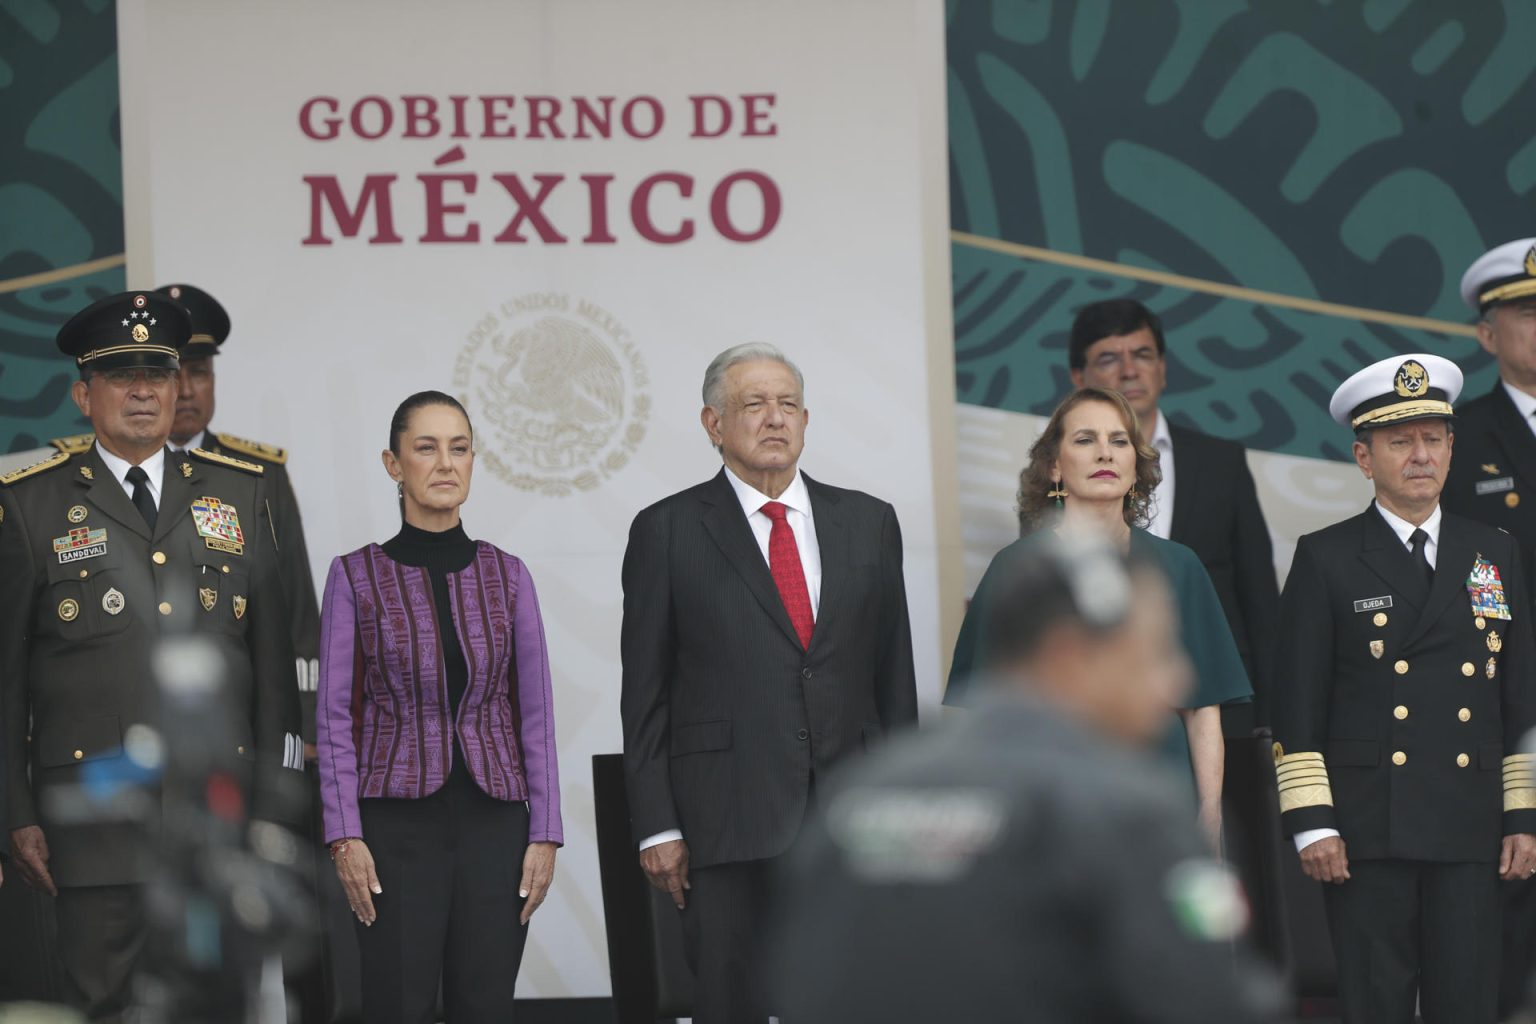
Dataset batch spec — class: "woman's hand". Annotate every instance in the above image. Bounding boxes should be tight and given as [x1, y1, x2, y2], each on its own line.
[519, 842, 558, 925]
[332, 838, 382, 926]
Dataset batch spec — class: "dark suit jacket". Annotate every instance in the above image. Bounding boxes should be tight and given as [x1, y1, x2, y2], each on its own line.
[1442, 384, 1536, 596]
[1167, 424, 1279, 721]
[0, 446, 301, 885]
[620, 469, 918, 869]
[1271, 506, 1536, 862]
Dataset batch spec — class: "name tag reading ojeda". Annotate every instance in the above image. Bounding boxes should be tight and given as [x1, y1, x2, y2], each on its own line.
[1476, 477, 1515, 496]
[1354, 596, 1394, 613]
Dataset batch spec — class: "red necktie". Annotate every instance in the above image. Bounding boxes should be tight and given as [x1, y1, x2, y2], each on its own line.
[760, 501, 814, 649]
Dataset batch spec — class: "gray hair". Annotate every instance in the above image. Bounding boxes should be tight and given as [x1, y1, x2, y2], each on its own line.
[702, 342, 805, 410]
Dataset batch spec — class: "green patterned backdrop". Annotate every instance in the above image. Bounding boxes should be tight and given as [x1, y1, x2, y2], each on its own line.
[1, 0, 122, 454]
[950, 0, 1535, 463]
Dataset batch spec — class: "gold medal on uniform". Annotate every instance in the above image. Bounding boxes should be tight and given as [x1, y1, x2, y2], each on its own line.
[1370, 640, 1384, 659]
[1489, 631, 1503, 653]
[58, 598, 79, 622]
[232, 595, 247, 620]
[102, 588, 125, 616]
[66, 505, 87, 524]
[190, 496, 245, 555]
[199, 587, 218, 612]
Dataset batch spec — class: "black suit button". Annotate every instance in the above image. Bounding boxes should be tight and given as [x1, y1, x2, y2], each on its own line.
[802, 668, 813, 679]
[796, 729, 809, 741]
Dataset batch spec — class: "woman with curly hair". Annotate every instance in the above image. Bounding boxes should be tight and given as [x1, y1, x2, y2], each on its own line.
[945, 387, 1251, 850]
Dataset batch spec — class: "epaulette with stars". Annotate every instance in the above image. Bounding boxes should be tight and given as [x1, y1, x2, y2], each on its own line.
[0, 450, 71, 486]
[190, 448, 265, 476]
[213, 432, 288, 465]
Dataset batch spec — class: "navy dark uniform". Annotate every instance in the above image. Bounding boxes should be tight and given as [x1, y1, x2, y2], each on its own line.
[0, 292, 303, 1020]
[1273, 353, 1536, 1023]
[1441, 239, 1536, 1012]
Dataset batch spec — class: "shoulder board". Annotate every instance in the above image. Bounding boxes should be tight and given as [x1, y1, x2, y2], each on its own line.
[0, 450, 71, 486]
[213, 432, 288, 465]
[49, 433, 95, 455]
[190, 448, 265, 476]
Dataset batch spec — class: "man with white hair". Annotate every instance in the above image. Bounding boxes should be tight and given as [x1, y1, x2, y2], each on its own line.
[1272, 352, 1536, 1023]
[620, 342, 918, 1023]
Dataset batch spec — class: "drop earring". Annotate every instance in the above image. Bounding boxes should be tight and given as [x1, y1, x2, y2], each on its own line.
[396, 481, 404, 498]
[1047, 482, 1067, 508]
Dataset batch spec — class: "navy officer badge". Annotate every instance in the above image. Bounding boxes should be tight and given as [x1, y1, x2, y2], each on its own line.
[1394, 359, 1429, 398]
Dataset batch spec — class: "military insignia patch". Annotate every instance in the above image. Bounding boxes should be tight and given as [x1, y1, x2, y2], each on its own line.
[180, 462, 193, 479]
[232, 595, 247, 620]
[191, 497, 245, 555]
[66, 505, 88, 524]
[79, 466, 93, 480]
[1467, 556, 1512, 621]
[52, 526, 107, 564]
[1370, 640, 1385, 659]
[1490, 631, 1504, 653]
[1394, 359, 1429, 398]
[1484, 464, 1502, 475]
[102, 588, 124, 616]
[58, 599, 79, 622]
[199, 587, 217, 612]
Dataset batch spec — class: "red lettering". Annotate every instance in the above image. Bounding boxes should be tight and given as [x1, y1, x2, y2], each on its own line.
[632, 173, 694, 244]
[402, 95, 441, 139]
[573, 97, 614, 139]
[688, 95, 732, 138]
[526, 96, 565, 139]
[711, 171, 780, 242]
[349, 96, 393, 140]
[302, 175, 403, 245]
[621, 96, 664, 140]
[741, 94, 778, 137]
[299, 96, 341, 141]
[418, 173, 480, 243]
[481, 96, 517, 138]
[581, 174, 617, 244]
[491, 174, 568, 243]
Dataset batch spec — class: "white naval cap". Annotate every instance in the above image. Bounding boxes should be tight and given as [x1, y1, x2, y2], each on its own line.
[1461, 238, 1536, 312]
[1329, 353, 1462, 429]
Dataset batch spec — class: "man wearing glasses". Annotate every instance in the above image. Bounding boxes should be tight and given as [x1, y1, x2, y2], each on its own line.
[0, 291, 302, 1021]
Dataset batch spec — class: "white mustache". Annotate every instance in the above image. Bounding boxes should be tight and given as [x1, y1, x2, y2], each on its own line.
[1401, 466, 1438, 479]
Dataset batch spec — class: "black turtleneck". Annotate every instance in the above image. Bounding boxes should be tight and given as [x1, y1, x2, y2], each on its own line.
[382, 520, 476, 721]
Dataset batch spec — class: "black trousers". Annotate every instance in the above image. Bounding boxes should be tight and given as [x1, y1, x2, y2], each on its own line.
[679, 858, 777, 1024]
[1500, 878, 1536, 1015]
[1323, 859, 1501, 1024]
[357, 769, 531, 1024]
[54, 884, 144, 1023]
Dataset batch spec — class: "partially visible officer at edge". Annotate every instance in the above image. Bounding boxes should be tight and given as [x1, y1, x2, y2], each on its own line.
[10, 283, 323, 755]
[1273, 353, 1536, 1024]
[768, 534, 1287, 1024]
[0, 291, 304, 1021]
[1442, 238, 1536, 1017]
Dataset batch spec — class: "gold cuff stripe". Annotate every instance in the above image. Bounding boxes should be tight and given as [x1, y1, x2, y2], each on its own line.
[1279, 784, 1335, 814]
[1506, 789, 1536, 811]
[1278, 775, 1331, 789]
[1481, 279, 1536, 307]
[1505, 755, 1536, 811]
[1351, 400, 1456, 429]
[77, 344, 179, 364]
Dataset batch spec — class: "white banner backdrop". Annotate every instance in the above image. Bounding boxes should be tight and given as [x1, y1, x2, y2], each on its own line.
[118, 0, 955, 999]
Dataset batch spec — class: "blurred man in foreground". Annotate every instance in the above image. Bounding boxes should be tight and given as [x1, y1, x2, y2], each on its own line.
[768, 535, 1286, 1023]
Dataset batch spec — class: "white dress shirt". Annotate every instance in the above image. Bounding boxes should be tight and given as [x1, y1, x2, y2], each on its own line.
[1294, 501, 1442, 854]
[639, 466, 824, 852]
[1503, 380, 1536, 440]
[95, 442, 165, 510]
[1146, 411, 1175, 540]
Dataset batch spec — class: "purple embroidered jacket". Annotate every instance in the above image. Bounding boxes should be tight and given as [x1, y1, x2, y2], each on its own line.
[316, 541, 563, 846]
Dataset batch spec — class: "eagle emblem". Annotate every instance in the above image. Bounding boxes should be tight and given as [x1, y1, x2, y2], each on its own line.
[1394, 360, 1429, 398]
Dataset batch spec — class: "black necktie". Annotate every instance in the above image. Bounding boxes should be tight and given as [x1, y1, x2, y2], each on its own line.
[125, 465, 157, 529]
[1409, 528, 1433, 587]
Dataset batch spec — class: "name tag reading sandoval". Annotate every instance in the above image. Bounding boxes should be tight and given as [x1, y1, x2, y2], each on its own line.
[1354, 596, 1393, 613]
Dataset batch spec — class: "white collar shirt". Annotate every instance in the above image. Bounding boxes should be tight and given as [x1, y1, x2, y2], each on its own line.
[173, 429, 207, 453]
[1503, 381, 1536, 441]
[1374, 500, 1441, 569]
[723, 464, 822, 616]
[1145, 410, 1175, 540]
[95, 442, 165, 510]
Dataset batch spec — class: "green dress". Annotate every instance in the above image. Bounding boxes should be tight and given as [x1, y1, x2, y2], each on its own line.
[944, 529, 1253, 795]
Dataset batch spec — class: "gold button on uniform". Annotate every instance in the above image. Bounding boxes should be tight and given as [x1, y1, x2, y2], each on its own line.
[73, 750, 83, 761]
[1457, 753, 1471, 768]
[158, 601, 172, 616]
[78, 569, 88, 579]
[237, 745, 246, 755]
[1392, 751, 1407, 766]
[1462, 662, 1475, 677]
[1373, 612, 1388, 627]
[152, 551, 166, 565]
[1394, 705, 1409, 720]
[1395, 660, 1410, 675]
[1459, 708, 1471, 722]
[222, 565, 231, 574]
